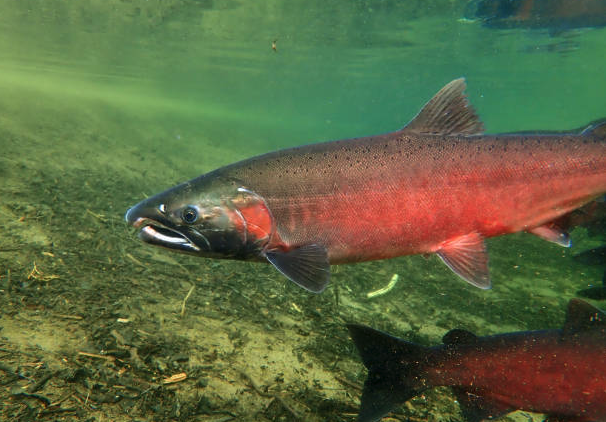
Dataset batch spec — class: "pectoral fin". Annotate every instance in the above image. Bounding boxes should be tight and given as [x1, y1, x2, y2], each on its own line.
[528, 224, 571, 247]
[265, 244, 330, 293]
[437, 232, 491, 289]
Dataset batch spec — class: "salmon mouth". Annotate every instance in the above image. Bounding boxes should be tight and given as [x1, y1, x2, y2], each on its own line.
[131, 217, 207, 254]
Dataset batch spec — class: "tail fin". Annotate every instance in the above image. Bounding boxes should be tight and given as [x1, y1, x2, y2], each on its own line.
[347, 324, 430, 422]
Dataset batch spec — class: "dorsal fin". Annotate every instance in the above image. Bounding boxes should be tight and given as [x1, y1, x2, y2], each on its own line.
[402, 78, 484, 136]
[442, 328, 478, 345]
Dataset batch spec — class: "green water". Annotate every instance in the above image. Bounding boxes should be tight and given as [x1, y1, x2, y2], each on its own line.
[0, 1, 605, 421]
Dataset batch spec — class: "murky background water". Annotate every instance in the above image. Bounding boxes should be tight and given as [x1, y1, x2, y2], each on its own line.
[1, 1, 605, 421]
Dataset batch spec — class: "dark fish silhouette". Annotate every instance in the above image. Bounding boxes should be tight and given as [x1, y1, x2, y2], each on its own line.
[559, 196, 606, 239]
[564, 198, 606, 299]
[348, 298, 606, 422]
[125, 78, 606, 293]
[575, 246, 606, 299]
[575, 245, 606, 266]
[465, 0, 606, 32]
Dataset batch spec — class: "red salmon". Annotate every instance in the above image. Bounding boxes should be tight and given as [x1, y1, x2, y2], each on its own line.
[348, 298, 606, 422]
[125, 78, 606, 292]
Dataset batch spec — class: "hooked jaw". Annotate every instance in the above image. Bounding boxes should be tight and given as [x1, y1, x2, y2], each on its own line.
[125, 199, 207, 254]
[124, 183, 256, 258]
[137, 224, 203, 254]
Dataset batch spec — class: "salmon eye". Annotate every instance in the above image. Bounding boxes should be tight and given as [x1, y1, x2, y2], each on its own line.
[181, 207, 198, 224]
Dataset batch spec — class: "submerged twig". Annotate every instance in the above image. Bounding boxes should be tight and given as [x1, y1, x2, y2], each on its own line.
[86, 209, 108, 222]
[162, 372, 187, 384]
[50, 391, 75, 407]
[125, 253, 146, 268]
[335, 375, 362, 391]
[0, 362, 22, 382]
[10, 389, 51, 406]
[39, 407, 78, 416]
[52, 314, 83, 320]
[238, 370, 301, 421]
[77, 352, 115, 363]
[6, 269, 11, 295]
[180, 285, 195, 317]
[333, 279, 340, 309]
[110, 329, 145, 368]
[211, 417, 235, 422]
[28, 371, 53, 393]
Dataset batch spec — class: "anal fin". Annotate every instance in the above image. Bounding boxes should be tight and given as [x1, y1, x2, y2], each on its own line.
[452, 387, 514, 422]
[437, 232, 491, 289]
[265, 244, 330, 293]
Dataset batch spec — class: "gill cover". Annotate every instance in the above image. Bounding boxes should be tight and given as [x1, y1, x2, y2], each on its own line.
[168, 183, 276, 258]
[233, 187, 330, 293]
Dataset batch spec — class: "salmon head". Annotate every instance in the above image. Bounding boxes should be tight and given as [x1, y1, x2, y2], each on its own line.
[126, 172, 331, 293]
[125, 175, 274, 260]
